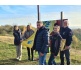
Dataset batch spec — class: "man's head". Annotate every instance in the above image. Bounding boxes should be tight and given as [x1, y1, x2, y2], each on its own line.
[37, 21, 43, 30]
[63, 20, 69, 28]
[27, 25, 31, 31]
[53, 26, 60, 33]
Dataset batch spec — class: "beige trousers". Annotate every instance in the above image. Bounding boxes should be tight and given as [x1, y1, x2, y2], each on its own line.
[16, 44, 22, 59]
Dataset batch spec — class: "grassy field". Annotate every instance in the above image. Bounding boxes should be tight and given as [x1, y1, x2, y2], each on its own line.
[0, 36, 81, 65]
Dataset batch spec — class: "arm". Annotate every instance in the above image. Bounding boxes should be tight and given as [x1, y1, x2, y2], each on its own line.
[22, 31, 27, 40]
[66, 30, 73, 46]
[65, 30, 73, 49]
[40, 30, 49, 54]
[13, 31, 17, 37]
[19, 29, 22, 40]
[55, 36, 61, 56]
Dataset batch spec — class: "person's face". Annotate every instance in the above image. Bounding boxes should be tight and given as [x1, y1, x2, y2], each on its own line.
[53, 26, 60, 33]
[63, 21, 68, 28]
[37, 23, 43, 30]
[15, 26, 18, 30]
[27, 26, 30, 30]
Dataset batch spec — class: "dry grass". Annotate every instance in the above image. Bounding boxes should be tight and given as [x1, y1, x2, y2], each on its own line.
[0, 36, 14, 44]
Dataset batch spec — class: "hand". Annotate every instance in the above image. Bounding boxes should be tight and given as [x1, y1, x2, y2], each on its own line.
[20, 40, 23, 42]
[54, 56, 56, 58]
[65, 46, 70, 50]
[40, 52, 44, 56]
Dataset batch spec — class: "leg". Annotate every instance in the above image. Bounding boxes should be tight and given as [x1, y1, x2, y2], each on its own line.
[48, 53, 55, 65]
[38, 52, 47, 65]
[27, 47, 30, 60]
[16, 45, 19, 59]
[44, 60, 47, 65]
[31, 48, 34, 61]
[65, 49, 70, 65]
[60, 51, 65, 65]
[18, 44, 22, 60]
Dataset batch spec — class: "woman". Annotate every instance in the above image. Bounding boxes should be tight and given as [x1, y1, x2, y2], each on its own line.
[23, 25, 34, 61]
[13, 25, 22, 61]
[48, 25, 62, 65]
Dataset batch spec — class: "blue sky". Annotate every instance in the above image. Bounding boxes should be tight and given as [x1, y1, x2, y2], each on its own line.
[0, 5, 81, 28]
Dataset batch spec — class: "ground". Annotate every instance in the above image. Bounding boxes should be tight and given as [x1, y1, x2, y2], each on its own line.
[0, 36, 81, 65]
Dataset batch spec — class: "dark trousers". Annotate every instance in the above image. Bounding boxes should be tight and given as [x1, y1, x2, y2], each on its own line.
[48, 53, 56, 65]
[60, 49, 70, 65]
[27, 47, 33, 60]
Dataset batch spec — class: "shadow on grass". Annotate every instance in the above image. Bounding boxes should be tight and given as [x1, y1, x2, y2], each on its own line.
[0, 58, 38, 65]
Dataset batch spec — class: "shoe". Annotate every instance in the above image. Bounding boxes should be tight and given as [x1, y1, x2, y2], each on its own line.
[28, 57, 30, 60]
[16, 57, 19, 60]
[18, 58, 21, 61]
[19, 59, 21, 61]
[30, 58, 35, 61]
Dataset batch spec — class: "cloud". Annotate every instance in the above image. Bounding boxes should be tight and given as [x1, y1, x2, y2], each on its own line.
[0, 5, 17, 14]
[0, 5, 37, 14]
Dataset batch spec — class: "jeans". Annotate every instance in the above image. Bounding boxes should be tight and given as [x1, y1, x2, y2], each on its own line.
[60, 49, 70, 65]
[48, 53, 56, 65]
[38, 52, 47, 65]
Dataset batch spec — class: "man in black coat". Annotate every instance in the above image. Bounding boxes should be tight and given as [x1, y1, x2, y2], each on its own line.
[33, 21, 49, 65]
[60, 20, 73, 65]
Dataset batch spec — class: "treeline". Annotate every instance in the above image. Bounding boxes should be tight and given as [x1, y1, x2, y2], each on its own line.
[0, 25, 81, 40]
[72, 29, 81, 41]
[0, 25, 25, 36]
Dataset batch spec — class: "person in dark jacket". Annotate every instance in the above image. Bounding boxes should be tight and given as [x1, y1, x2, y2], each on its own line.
[60, 20, 73, 65]
[33, 21, 49, 65]
[23, 25, 34, 61]
[48, 25, 62, 65]
[13, 25, 22, 61]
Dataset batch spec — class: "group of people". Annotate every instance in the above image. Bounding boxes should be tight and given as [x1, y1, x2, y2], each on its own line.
[13, 20, 73, 65]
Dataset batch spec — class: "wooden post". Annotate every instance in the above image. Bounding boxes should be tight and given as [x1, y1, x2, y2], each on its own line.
[61, 11, 63, 27]
[37, 5, 40, 21]
[60, 11, 63, 34]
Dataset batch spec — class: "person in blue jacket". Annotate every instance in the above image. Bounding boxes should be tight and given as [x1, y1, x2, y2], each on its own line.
[60, 20, 73, 65]
[13, 25, 22, 61]
[33, 21, 49, 65]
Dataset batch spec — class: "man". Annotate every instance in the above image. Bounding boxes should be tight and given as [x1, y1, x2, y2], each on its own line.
[33, 21, 49, 65]
[60, 20, 73, 65]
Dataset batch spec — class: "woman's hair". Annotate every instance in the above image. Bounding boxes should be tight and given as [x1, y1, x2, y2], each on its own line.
[54, 23, 60, 26]
[27, 25, 32, 30]
[27, 25, 30, 28]
[13, 25, 18, 31]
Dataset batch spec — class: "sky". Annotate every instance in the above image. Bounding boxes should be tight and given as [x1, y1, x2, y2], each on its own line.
[0, 5, 81, 28]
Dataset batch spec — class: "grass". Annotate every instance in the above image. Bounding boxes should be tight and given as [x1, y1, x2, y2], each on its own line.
[0, 36, 81, 65]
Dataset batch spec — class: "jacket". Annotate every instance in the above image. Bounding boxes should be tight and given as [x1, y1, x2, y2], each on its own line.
[33, 26, 49, 53]
[23, 29, 34, 40]
[13, 29, 22, 45]
[60, 27, 73, 46]
[50, 32, 62, 56]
